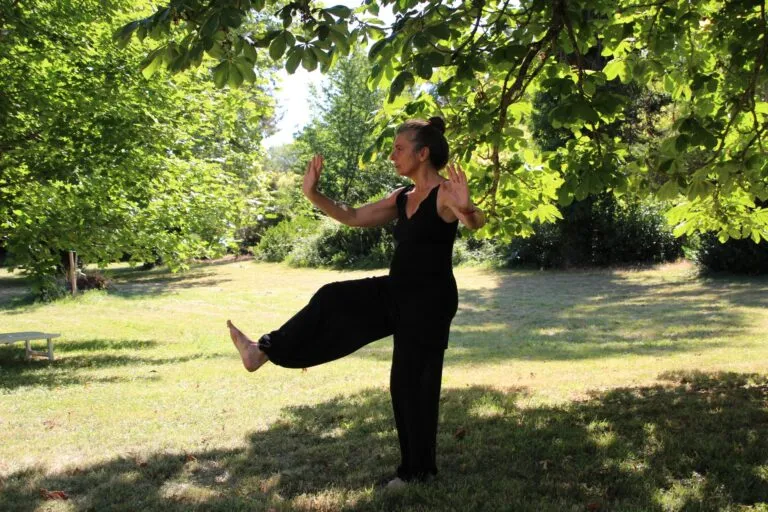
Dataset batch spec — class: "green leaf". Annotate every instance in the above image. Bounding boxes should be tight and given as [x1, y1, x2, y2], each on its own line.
[603, 59, 626, 82]
[285, 48, 303, 74]
[140, 50, 164, 79]
[317, 24, 331, 41]
[301, 48, 318, 71]
[200, 12, 220, 40]
[673, 222, 691, 238]
[220, 8, 243, 29]
[213, 61, 228, 88]
[557, 182, 574, 206]
[548, 104, 570, 128]
[436, 78, 453, 96]
[228, 65, 243, 88]
[325, 5, 352, 18]
[269, 34, 287, 60]
[532, 204, 562, 223]
[503, 44, 528, 61]
[206, 42, 226, 59]
[235, 59, 257, 83]
[388, 71, 414, 102]
[425, 51, 445, 67]
[657, 179, 679, 200]
[674, 134, 690, 153]
[368, 39, 388, 60]
[242, 41, 258, 64]
[416, 58, 433, 79]
[312, 46, 330, 66]
[114, 21, 139, 48]
[572, 100, 600, 124]
[426, 24, 451, 40]
[328, 25, 350, 53]
[412, 33, 430, 48]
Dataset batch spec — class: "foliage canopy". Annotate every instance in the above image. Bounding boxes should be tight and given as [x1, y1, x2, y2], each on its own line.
[122, 0, 768, 243]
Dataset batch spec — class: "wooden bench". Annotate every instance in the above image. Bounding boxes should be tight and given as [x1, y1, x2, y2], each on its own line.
[0, 332, 60, 361]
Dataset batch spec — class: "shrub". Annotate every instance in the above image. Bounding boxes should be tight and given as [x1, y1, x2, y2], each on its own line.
[68, 271, 110, 291]
[36, 275, 67, 302]
[287, 219, 394, 269]
[508, 195, 684, 268]
[696, 234, 768, 274]
[453, 234, 509, 267]
[254, 216, 319, 262]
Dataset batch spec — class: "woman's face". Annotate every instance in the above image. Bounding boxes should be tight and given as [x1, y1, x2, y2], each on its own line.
[389, 132, 423, 177]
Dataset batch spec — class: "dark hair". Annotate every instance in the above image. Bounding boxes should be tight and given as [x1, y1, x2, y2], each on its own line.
[396, 116, 449, 170]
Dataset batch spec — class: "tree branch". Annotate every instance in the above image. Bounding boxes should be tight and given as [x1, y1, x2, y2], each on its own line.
[559, 0, 585, 95]
[450, 1, 484, 63]
[486, 18, 562, 215]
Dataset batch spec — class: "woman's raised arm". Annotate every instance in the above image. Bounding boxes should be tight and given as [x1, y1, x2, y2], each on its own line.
[302, 154, 403, 228]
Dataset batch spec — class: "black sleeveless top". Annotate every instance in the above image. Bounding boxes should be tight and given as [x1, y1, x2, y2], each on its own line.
[390, 184, 458, 277]
[389, 184, 459, 350]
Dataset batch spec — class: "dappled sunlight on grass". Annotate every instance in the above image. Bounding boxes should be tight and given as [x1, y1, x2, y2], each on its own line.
[1, 261, 767, 510]
[444, 263, 767, 367]
[1, 374, 766, 510]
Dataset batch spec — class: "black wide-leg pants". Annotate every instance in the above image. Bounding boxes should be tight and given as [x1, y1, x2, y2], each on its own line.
[258, 275, 448, 481]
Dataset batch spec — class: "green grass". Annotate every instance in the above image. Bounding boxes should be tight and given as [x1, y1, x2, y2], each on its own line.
[1, 259, 767, 511]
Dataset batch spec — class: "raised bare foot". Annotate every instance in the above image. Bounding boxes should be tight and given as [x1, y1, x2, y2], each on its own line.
[227, 320, 268, 372]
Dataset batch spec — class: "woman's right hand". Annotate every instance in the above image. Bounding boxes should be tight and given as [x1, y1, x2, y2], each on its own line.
[302, 154, 323, 198]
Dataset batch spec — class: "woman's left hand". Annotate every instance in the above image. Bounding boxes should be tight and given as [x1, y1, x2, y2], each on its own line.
[442, 162, 472, 211]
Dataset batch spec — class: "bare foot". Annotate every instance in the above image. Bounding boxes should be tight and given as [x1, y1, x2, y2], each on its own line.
[227, 320, 268, 372]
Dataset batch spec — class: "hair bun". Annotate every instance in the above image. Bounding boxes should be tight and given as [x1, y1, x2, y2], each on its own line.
[427, 116, 446, 134]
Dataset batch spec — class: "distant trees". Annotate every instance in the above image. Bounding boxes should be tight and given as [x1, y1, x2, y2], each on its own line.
[293, 50, 404, 205]
[0, 0, 276, 297]
[251, 51, 401, 268]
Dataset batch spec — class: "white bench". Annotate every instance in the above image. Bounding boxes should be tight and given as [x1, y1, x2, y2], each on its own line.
[0, 332, 59, 361]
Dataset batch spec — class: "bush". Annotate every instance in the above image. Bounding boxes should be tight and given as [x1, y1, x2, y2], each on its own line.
[35, 275, 67, 302]
[696, 234, 768, 274]
[508, 195, 684, 268]
[235, 215, 284, 255]
[287, 219, 395, 269]
[254, 216, 319, 262]
[255, 217, 395, 269]
[67, 271, 110, 292]
[453, 234, 509, 267]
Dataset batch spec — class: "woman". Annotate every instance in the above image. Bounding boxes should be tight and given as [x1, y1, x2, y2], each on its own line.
[228, 116, 485, 487]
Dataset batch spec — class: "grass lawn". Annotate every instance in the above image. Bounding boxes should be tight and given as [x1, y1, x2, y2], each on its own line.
[1, 259, 767, 511]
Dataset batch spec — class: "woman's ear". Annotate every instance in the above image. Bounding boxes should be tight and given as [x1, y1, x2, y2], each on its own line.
[418, 146, 430, 163]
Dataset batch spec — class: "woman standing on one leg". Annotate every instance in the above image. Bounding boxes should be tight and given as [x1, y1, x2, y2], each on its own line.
[228, 116, 485, 487]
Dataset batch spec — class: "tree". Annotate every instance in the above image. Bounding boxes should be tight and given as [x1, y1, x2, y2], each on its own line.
[0, 0, 276, 296]
[294, 50, 404, 205]
[118, 0, 767, 244]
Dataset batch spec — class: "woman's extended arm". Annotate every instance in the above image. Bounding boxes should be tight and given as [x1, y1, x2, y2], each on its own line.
[302, 154, 402, 228]
[439, 162, 486, 230]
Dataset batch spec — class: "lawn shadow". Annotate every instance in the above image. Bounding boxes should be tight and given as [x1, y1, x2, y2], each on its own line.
[107, 269, 232, 300]
[0, 272, 36, 311]
[2, 371, 766, 511]
[376, 269, 766, 365]
[0, 339, 224, 391]
[0, 264, 235, 313]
